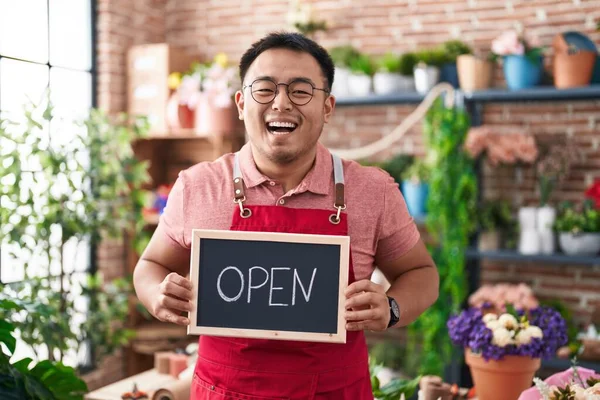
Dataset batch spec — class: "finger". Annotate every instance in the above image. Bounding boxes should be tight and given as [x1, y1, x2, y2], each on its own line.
[159, 294, 193, 313]
[160, 279, 194, 301]
[345, 307, 384, 322]
[345, 280, 380, 297]
[166, 272, 193, 291]
[345, 291, 379, 310]
[346, 320, 385, 332]
[159, 308, 190, 326]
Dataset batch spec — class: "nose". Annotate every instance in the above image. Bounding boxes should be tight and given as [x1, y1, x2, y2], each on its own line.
[271, 84, 293, 112]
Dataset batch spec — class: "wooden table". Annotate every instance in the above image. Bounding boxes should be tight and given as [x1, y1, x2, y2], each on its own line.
[85, 369, 184, 400]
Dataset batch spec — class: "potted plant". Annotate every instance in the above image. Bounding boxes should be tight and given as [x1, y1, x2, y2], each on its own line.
[448, 303, 568, 400]
[398, 52, 418, 91]
[535, 141, 581, 254]
[373, 52, 403, 95]
[477, 200, 514, 251]
[401, 158, 431, 219]
[413, 48, 445, 94]
[457, 50, 495, 92]
[552, 32, 597, 89]
[439, 40, 473, 88]
[329, 45, 361, 98]
[554, 199, 600, 256]
[491, 30, 545, 90]
[348, 53, 375, 96]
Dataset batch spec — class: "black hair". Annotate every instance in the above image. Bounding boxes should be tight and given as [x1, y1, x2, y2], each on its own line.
[239, 32, 335, 91]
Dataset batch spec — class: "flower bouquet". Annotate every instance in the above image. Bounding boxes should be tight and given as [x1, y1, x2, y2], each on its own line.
[491, 30, 545, 90]
[519, 364, 600, 400]
[448, 303, 568, 400]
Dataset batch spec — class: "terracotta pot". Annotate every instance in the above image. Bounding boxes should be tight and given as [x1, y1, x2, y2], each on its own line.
[478, 230, 501, 251]
[465, 348, 540, 400]
[553, 51, 597, 89]
[194, 94, 243, 137]
[166, 92, 195, 131]
[457, 55, 494, 91]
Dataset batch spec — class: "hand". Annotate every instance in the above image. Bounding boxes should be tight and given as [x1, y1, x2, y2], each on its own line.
[344, 279, 390, 332]
[152, 272, 194, 326]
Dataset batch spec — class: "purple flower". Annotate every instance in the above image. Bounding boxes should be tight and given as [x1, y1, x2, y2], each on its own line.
[447, 306, 568, 361]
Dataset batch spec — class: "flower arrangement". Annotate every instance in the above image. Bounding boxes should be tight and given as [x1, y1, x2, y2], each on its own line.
[519, 365, 600, 400]
[491, 30, 544, 62]
[168, 52, 240, 110]
[448, 303, 568, 361]
[287, 0, 327, 37]
[585, 179, 600, 209]
[468, 283, 539, 312]
[464, 125, 538, 166]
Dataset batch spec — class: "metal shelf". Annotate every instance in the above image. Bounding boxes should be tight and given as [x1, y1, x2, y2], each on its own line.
[334, 85, 600, 107]
[466, 249, 600, 266]
[463, 84, 600, 103]
[541, 357, 600, 372]
[335, 92, 425, 106]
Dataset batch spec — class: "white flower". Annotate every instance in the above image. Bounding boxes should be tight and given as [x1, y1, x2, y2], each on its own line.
[526, 325, 543, 339]
[492, 327, 514, 347]
[482, 313, 498, 323]
[485, 319, 502, 331]
[498, 313, 518, 330]
[515, 329, 533, 345]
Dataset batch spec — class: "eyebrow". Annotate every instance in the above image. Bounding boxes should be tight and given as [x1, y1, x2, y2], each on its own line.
[252, 75, 317, 86]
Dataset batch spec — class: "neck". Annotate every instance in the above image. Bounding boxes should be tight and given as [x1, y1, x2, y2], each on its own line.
[252, 146, 317, 193]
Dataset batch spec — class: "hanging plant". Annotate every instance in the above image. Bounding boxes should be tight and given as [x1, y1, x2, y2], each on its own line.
[407, 98, 478, 376]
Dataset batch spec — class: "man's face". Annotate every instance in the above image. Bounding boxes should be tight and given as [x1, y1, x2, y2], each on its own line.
[235, 48, 335, 165]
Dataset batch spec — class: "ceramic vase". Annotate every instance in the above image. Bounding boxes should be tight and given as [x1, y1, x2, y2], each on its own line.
[518, 207, 540, 255]
[536, 206, 556, 254]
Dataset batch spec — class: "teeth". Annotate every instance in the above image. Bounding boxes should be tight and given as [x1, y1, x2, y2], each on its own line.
[267, 121, 297, 129]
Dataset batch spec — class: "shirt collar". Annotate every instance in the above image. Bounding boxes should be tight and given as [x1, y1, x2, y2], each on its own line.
[238, 142, 332, 195]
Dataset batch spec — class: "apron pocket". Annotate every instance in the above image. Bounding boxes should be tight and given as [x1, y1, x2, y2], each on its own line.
[192, 374, 289, 400]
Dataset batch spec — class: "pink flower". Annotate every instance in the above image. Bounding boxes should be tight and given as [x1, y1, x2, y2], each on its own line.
[519, 368, 600, 400]
[492, 30, 526, 56]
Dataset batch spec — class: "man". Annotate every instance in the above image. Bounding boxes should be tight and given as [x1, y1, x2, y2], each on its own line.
[133, 32, 438, 399]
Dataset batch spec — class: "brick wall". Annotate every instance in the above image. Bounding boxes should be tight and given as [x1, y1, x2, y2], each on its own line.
[93, 0, 600, 385]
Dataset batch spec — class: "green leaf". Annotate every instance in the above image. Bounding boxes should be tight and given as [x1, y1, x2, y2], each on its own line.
[0, 320, 17, 354]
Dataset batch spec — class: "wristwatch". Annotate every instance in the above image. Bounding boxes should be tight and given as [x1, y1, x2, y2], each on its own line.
[387, 296, 400, 328]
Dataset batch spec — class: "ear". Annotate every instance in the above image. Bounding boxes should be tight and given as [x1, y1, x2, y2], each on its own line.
[235, 90, 245, 119]
[323, 94, 336, 124]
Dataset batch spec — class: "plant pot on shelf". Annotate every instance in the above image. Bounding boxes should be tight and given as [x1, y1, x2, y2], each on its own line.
[401, 180, 429, 219]
[166, 92, 195, 132]
[332, 67, 352, 98]
[536, 206, 556, 254]
[414, 64, 439, 94]
[465, 349, 540, 400]
[347, 73, 372, 97]
[373, 72, 404, 95]
[439, 62, 459, 88]
[503, 55, 543, 90]
[558, 232, 600, 255]
[456, 54, 494, 91]
[194, 94, 242, 138]
[518, 206, 540, 255]
[553, 50, 597, 89]
[478, 230, 501, 251]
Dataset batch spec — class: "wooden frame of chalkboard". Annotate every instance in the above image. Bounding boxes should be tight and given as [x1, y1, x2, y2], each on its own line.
[187, 229, 350, 344]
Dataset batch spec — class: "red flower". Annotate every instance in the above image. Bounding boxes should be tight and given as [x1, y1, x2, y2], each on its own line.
[585, 179, 600, 208]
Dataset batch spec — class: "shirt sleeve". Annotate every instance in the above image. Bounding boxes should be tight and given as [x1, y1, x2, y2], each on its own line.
[374, 175, 421, 265]
[157, 171, 189, 249]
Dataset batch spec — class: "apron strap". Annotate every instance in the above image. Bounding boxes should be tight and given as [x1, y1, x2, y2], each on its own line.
[233, 152, 251, 218]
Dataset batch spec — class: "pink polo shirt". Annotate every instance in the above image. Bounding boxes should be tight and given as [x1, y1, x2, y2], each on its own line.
[158, 141, 420, 281]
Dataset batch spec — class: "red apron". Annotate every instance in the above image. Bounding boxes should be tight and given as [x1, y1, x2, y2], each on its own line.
[190, 153, 372, 399]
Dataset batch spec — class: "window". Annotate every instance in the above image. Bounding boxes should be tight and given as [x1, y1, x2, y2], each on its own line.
[0, 0, 96, 369]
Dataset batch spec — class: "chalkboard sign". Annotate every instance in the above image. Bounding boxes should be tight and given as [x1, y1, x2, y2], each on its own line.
[187, 229, 350, 344]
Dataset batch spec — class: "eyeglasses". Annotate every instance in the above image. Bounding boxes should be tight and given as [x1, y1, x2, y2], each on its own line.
[243, 78, 330, 106]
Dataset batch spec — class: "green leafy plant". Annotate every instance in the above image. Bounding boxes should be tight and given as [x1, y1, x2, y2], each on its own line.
[329, 45, 361, 68]
[0, 96, 151, 368]
[415, 48, 447, 68]
[407, 98, 477, 376]
[370, 359, 421, 400]
[401, 158, 431, 183]
[554, 200, 600, 233]
[398, 52, 419, 77]
[0, 297, 88, 400]
[440, 40, 473, 64]
[349, 53, 375, 76]
[478, 200, 513, 232]
[376, 52, 401, 73]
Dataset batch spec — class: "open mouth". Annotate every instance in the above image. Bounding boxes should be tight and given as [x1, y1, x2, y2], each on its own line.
[266, 121, 298, 135]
